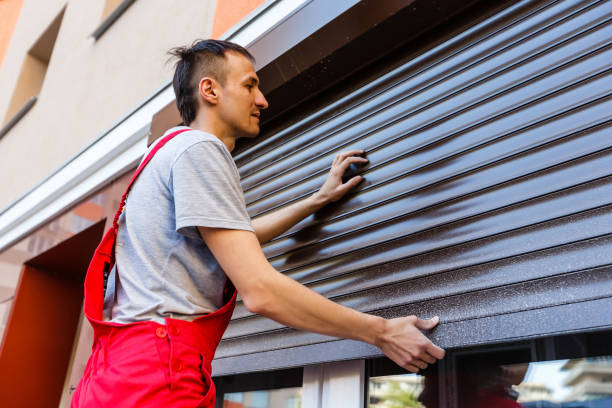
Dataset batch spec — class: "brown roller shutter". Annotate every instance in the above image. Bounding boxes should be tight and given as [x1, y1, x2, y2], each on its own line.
[213, 0, 612, 375]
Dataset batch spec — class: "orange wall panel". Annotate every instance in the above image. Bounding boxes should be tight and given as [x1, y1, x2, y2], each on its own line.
[0, 220, 105, 407]
[211, 0, 267, 39]
[0, 0, 24, 69]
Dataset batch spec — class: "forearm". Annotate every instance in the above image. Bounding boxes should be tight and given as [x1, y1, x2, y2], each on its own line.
[245, 265, 444, 374]
[251, 150, 368, 243]
[198, 227, 444, 373]
[251, 265, 386, 345]
[251, 193, 326, 244]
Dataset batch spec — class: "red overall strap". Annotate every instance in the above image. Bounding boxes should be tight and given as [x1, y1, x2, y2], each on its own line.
[112, 128, 191, 231]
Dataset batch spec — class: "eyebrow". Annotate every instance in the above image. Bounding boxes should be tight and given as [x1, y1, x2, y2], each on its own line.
[243, 75, 259, 85]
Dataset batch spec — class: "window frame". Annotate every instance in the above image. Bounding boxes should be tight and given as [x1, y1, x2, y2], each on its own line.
[214, 367, 303, 408]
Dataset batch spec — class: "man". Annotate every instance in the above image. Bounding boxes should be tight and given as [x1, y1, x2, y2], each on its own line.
[73, 39, 444, 407]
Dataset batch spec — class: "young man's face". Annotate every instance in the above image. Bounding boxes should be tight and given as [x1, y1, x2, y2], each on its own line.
[217, 51, 268, 138]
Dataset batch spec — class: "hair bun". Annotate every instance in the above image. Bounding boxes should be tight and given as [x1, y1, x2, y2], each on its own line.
[167, 46, 192, 61]
[180, 47, 192, 59]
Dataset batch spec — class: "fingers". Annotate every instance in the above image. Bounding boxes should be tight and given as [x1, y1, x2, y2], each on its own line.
[335, 156, 369, 175]
[334, 150, 365, 165]
[406, 341, 440, 370]
[398, 355, 429, 373]
[400, 347, 440, 373]
[340, 175, 363, 191]
[422, 351, 437, 365]
[414, 316, 439, 330]
[412, 316, 445, 359]
[412, 359, 429, 370]
[426, 342, 446, 360]
[341, 155, 369, 167]
[332, 150, 366, 169]
[404, 363, 422, 373]
[380, 316, 445, 375]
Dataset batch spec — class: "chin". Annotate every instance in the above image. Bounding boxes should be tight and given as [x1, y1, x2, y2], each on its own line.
[239, 127, 261, 139]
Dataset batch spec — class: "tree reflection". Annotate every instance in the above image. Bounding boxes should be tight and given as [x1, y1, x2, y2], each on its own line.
[369, 375, 424, 408]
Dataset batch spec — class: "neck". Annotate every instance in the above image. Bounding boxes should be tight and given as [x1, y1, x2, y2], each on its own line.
[189, 114, 236, 152]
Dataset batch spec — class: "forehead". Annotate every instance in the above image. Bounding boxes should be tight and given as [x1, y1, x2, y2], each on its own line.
[224, 51, 257, 82]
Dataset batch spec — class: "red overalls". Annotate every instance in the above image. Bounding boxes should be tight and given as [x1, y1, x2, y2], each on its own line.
[72, 128, 236, 407]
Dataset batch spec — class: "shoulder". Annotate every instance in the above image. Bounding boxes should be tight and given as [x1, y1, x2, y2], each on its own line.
[162, 126, 225, 152]
[159, 128, 241, 182]
[154, 127, 232, 166]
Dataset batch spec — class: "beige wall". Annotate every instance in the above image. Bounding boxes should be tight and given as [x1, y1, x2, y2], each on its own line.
[0, 0, 218, 210]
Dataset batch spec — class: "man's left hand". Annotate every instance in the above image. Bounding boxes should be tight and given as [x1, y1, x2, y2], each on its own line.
[313, 150, 369, 204]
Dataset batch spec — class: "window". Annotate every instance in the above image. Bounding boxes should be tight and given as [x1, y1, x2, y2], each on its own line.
[215, 367, 303, 408]
[367, 329, 612, 408]
[222, 388, 302, 408]
[0, 7, 64, 140]
[92, 0, 137, 40]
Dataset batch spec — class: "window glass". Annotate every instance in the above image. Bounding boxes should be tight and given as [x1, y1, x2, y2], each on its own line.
[222, 387, 302, 408]
[519, 357, 612, 407]
[368, 356, 612, 408]
[369, 373, 425, 407]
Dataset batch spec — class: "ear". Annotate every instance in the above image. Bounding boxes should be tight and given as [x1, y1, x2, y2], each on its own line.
[199, 77, 218, 105]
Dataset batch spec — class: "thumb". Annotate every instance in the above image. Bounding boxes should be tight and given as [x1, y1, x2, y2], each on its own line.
[341, 175, 363, 191]
[414, 316, 440, 330]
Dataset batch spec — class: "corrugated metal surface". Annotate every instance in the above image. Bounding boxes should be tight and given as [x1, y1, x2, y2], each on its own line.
[214, 0, 612, 375]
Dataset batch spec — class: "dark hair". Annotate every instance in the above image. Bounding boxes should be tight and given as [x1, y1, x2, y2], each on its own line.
[167, 39, 255, 125]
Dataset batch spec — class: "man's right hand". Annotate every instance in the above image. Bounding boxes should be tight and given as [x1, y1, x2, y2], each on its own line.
[375, 316, 445, 373]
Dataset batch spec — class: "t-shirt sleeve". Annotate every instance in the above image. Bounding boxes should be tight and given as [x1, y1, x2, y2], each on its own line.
[170, 140, 254, 239]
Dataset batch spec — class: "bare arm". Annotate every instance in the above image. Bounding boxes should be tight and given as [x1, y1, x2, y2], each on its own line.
[198, 226, 445, 372]
[251, 150, 368, 243]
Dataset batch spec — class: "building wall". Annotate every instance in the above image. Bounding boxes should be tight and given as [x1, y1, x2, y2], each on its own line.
[0, 0, 218, 210]
[0, 1, 274, 404]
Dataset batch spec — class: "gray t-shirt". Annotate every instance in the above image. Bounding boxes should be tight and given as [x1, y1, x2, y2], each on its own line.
[104, 126, 254, 324]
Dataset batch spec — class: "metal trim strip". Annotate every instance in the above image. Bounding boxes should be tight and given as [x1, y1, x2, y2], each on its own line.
[0, 96, 37, 142]
[91, 0, 137, 40]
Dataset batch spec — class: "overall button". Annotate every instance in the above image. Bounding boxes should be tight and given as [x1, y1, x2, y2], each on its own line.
[171, 359, 183, 371]
[169, 327, 181, 336]
[155, 327, 167, 338]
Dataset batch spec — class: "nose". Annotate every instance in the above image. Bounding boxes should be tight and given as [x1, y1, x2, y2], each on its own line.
[255, 89, 269, 110]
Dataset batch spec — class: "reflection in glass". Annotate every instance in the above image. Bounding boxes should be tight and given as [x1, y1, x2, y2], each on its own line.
[368, 355, 612, 408]
[222, 387, 302, 408]
[519, 356, 612, 407]
[456, 361, 528, 408]
[369, 374, 425, 407]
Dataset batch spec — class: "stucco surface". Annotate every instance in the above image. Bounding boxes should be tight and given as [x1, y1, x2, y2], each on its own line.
[0, 0, 217, 210]
[211, 0, 266, 38]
